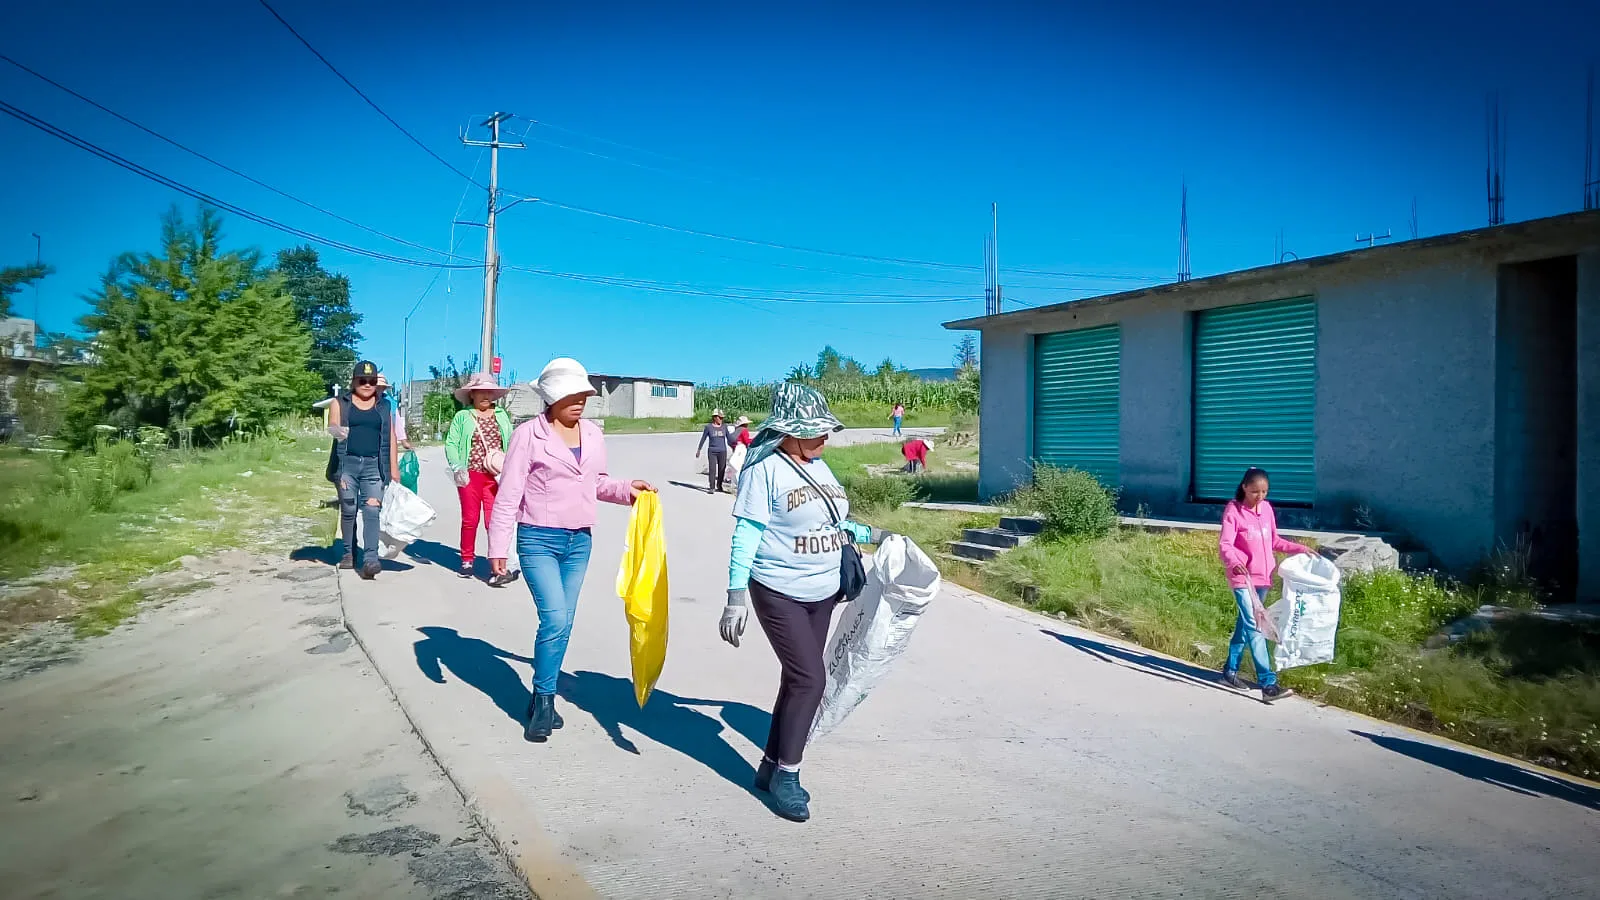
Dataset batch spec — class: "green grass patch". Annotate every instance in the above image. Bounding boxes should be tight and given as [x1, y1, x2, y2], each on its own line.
[1, 425, 335, 636]
[905, 522, 1600, 778]
[825, 440, 980, 508]
[601, 402, 958, 435]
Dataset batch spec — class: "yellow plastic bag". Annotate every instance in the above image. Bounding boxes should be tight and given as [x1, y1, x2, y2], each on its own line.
[615, 491, 669, 708]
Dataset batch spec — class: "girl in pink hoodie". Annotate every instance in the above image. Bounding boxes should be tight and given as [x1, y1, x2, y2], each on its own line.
[1218, 467, 1313, 702]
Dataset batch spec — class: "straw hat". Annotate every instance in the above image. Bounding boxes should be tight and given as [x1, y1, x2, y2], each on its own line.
[535, 357, 596, 407]
[736, 416, 751, 426]
[711, 408, 726, 418]
[453, 372, 511, 404]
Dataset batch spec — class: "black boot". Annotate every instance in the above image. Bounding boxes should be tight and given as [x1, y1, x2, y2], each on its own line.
[755, 758, 809, 801]
[526, 694, 564, 730]
[524, 693, 556, 742]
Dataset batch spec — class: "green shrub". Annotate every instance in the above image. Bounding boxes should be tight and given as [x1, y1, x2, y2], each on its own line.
[843, 474, 914, 512]
[1008, 463, 1118, 539]
[52, 440, 153, 513]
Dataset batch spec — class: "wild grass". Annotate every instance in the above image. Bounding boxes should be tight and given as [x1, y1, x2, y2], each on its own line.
[1, 424, 334, 636]
[825, 441, 980, 510]
[598, 401, 957, 434]
[861, 508, 1600, 779]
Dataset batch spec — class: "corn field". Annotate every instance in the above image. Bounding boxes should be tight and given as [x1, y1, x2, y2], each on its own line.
[697, 371, 977, 414]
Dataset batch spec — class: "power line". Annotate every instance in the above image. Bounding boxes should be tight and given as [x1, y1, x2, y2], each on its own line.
[256, 0, 485, 191]
[0, 99, 479, 269]
[535, 198, 1171, 283]
[536, 199, 981, 271]
[504, 266, 980, 305]
[0, 53, 478, 264]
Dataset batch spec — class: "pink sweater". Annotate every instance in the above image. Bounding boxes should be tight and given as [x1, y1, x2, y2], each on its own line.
[1218, 500, 1311, 590]
[487, 416, 634, 559]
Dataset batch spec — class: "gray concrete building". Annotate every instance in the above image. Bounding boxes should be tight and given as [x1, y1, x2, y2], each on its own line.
[504, 372, 695, 422]
[947, 211, 1600, 599]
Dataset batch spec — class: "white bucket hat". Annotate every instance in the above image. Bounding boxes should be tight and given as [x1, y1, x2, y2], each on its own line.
[535, 357, 596, 408]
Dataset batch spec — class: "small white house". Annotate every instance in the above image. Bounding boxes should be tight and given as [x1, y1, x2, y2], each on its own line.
[505, 372, 696, 421]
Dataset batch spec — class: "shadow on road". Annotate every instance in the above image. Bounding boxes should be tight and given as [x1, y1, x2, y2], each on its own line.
[1352, 730, 1600, 810]
[412, 626, 532, 724]
[667, 480, 714, 495]
[559, 670, 770, 795]
[407, 632, 771, 796]
[1041, 629, 1259, 696]
[405, 539, 463, 570]
[288, 544, 342, 566]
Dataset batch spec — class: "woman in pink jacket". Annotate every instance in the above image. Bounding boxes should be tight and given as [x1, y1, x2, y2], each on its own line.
[488, 358, 654, 742]
[1218, 467, 1313, 702]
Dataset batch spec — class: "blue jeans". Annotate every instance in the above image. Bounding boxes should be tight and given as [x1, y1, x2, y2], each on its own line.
[517, 524, 593, 694]
[337, 453, 384, 565]
[892, 416, 902, 436]
[1225, 587, 1278, 687]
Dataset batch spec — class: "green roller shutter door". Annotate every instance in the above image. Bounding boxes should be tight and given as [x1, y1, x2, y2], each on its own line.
[1192, 296, 1317, 503]
[1033, 325, 1120, 487]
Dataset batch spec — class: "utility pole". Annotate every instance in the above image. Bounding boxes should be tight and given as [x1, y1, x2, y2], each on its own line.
[30, 232, 41, 346]
[461, 112, 524, 379]
[991, 202, 1001, 314]
[1177, 181, 1191, 282]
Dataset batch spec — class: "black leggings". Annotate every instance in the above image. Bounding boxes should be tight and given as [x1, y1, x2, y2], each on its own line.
[707, 449, 728, 491]
[749, 579, 840, 767]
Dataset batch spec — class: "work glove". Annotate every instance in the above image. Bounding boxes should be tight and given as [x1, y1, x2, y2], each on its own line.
[720, 588, 749, 647]
[452, 467, 470, 488]
[869, 526, 892, 545]
[327, 425, 349, 440]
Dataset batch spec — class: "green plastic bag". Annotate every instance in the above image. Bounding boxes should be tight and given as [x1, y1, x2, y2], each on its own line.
[399, 450, 420, 493]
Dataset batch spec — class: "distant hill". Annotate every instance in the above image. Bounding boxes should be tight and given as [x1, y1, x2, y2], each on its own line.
[905, 367, 959, 382]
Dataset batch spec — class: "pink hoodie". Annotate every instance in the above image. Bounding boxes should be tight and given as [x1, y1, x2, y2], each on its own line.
[1218, 500, 1311, 590]
[487, 415, 634, 559]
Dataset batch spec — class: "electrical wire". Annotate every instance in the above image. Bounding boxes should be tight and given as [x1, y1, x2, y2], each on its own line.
[536, 198, 1176, 285]
[256, 0, 486, 191]
[535, 200, 982, 272]
[503, 266, 980, 305]
[0, 54, 479, 265]
[0, 99, 479, 269]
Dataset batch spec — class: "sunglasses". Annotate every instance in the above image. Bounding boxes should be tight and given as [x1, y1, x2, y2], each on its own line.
[353, 377, 377, 386]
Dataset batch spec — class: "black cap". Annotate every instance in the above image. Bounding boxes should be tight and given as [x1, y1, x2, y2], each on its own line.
[352, 360, 378, 380]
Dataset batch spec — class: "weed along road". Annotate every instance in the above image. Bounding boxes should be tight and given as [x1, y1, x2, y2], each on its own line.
[343, 431, 1598, 900]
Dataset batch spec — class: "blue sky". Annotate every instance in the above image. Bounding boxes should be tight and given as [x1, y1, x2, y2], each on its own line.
[4, 0, 1597, 386]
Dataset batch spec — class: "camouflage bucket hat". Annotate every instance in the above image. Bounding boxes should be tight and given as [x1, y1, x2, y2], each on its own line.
[742, 382, 844, 470]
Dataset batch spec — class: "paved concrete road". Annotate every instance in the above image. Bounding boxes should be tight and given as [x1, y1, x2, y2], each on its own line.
[0, 551, 528, 900]
[343, 430, 1598, 900]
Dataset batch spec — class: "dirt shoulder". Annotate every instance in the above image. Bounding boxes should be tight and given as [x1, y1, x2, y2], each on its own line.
[0, 550, 529, 900]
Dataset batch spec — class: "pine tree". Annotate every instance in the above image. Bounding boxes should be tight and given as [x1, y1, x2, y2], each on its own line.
[274, 246, 362, 391]
[63, 207, 320, 447]
[0, 262, 52, 320]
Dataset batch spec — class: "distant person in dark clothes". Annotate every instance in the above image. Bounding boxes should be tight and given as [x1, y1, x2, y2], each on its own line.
[695, 408, 736, 492]
[901, 437, 930, 473]
[327, 360, 400, 579]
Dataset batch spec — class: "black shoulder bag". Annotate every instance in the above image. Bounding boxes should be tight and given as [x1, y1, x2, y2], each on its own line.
[778, 453, 867, 602]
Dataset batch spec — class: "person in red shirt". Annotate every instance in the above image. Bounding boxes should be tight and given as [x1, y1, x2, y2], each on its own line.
[901, 437, 929, 473]
[734, 416, 754, 446]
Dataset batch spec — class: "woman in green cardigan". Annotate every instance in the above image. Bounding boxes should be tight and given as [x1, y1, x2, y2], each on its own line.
[445, 373, 517, 585]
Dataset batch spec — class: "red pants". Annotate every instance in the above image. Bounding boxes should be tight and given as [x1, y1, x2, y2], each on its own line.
[458, 470, 499, 565]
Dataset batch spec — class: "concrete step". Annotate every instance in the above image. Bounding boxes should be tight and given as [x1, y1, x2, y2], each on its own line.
[1398, 550, 1434, 571]
[998, 515, 1045, 535]
[948, 540, 1004, 562]
[963, 527, 1034, 549]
